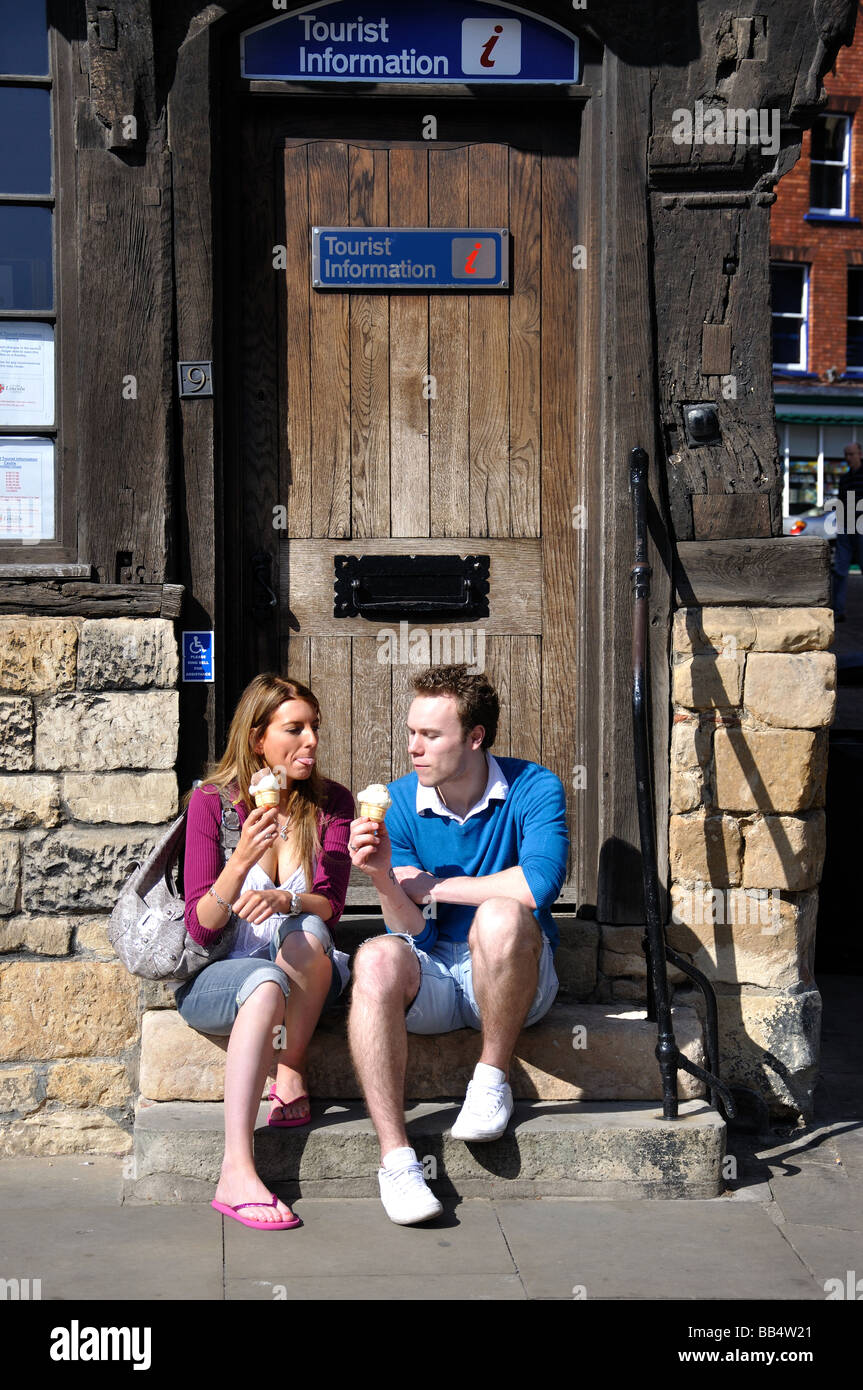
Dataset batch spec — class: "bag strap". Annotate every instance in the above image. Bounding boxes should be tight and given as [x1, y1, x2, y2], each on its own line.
[216, 784, 242, 861]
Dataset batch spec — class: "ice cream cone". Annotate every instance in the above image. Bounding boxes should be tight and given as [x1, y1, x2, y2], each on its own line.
[360, 801, 386, 822]
[253, 789, 280, 808]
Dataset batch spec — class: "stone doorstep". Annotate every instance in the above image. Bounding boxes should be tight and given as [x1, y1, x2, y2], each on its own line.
[139, 1003, 707, 1103]
[127, 1099, 726, 1201]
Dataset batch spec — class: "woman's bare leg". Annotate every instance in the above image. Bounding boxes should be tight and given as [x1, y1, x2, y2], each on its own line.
[268, 931, 334, 1123]
[213, 979, 295, 1223]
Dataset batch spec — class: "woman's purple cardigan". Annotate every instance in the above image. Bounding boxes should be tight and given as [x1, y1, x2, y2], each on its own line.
[183, 780, 355, 948]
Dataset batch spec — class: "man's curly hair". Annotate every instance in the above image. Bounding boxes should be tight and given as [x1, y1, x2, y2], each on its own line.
[410, 664, 499, 749]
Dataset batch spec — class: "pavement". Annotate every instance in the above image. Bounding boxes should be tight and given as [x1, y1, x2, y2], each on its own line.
[0, 973, 860, 1306]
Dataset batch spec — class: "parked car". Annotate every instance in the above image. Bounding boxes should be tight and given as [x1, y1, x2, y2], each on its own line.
[783, 507, 838, 542]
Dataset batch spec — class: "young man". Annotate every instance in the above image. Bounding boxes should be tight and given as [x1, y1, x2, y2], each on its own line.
[347, 664, 569, 1225]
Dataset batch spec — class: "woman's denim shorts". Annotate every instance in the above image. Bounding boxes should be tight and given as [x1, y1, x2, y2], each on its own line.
[174, 912, 348, 1037]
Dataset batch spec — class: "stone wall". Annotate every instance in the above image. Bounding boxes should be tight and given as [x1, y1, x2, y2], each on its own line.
[666, 605, 834, 1118]
[0, 617, 179, 1155]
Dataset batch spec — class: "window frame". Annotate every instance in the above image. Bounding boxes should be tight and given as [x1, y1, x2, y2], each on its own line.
[846, 266, 863, 376]
[809, 112, 852, 217]
[0, 4, 78, 565]
[771, 262, 810, 373]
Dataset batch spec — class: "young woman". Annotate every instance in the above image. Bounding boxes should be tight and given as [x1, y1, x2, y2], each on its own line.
[176, 673, 353, 1229]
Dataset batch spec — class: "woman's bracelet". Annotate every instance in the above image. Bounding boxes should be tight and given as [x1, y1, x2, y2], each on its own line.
[207, 885, 233, 914]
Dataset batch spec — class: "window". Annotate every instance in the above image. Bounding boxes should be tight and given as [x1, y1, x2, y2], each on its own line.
[771, 264, 809, 371]
[810, 114, 851, 215]
[0, 0, 74, 557]
[848, 268, 863, 372]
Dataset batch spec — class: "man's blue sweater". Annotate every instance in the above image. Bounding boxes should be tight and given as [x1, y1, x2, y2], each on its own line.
[385, 757, 569, 952]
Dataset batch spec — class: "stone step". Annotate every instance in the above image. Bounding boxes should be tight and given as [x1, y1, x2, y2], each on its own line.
[139, 1002, 707, 1103]
[126, 1098, 726, 1201]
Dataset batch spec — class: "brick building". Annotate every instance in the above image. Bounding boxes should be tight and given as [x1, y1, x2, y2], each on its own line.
[772, 18, 863, 515]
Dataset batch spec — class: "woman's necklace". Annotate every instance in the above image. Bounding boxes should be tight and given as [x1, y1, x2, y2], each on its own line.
[275, 811, 291, 842]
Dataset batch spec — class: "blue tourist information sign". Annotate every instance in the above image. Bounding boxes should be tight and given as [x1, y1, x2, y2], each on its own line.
[242, 1, 580, 85]
[312, 227, 508, 290]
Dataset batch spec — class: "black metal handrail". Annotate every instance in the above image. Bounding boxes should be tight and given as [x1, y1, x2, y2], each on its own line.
[629, 446, 737, 1121]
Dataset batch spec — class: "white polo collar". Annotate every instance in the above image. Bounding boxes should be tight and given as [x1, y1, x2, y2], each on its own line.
[415, 753, 509, 823]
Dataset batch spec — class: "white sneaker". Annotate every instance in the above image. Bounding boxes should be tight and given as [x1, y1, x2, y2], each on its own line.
[378, 1160, 443, 1225]
[451, 1077, 514, 1142]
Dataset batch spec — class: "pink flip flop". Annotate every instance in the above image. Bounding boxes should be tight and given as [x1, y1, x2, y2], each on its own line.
[210, 1194, 301, 1231]
[267, 1084, 311, 1128]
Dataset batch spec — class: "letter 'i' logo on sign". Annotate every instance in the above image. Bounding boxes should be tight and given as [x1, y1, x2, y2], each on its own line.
[461, 19, 522, 76]
[464, 242, 482, 274]
[481, 25, 503, 68]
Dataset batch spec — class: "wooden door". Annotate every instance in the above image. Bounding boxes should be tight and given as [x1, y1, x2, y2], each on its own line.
[231, 111, 580, 902]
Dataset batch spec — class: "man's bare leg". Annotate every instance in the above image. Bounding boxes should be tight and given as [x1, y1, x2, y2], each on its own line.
[348, 936, 421, 1160]
[468, 897, 543, 1076]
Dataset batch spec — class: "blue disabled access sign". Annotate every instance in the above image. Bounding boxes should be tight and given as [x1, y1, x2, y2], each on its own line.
[312, 226, 508, 290]
[182, 631, 214, 683]
[242, 2, 580, 85]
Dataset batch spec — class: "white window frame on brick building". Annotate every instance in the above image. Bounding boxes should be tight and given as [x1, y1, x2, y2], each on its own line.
[809, 112, 852, 217]
[771, 262, 809, 372]
[846, 266, 863, 375]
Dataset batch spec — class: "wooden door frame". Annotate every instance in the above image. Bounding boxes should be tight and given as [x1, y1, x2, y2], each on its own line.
[169, 3, 669, 923]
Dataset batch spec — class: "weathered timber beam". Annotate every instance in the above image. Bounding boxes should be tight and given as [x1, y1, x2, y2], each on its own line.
[674, 538, 831, 607]
[0, 583, 184, 618]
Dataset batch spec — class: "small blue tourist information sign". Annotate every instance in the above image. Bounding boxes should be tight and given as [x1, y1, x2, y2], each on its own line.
[312, 227, 508, 290]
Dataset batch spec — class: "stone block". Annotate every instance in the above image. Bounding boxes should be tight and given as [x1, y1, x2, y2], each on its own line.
[670, 716, 712, 813]
[0, 698, 33, 770]
[0, 774, 62, 829]
[599, 925, 687, 984]
[715, 988, 821, 1119]
[750, 607, 834, 653]
[0, 1065, 40, 1114]
[744, 653, 836, 729]
[74, 918, 115, 956]
[553, 919, 598, 998]
[0, 915, 74, 955]
[713, 729, 825, 813]
[0, 1109, 132, 1156]
[742, 812, 826, 890]
[62, 772, 178, 824]
[35, 692, 179, 771]
[672, 608, 756, 656]
[21, 827, 159, 912]
[77, 619, 179, 690]
[138, 1004, 706, 1103]
[668, 887, 816, 990]
[0, 834, 20, 914]
[45, 1061, 131, 1107]
[0, 961, 139, 1060]
[671, 655, 744, 709]
[0, 618, 77, 693]
[668, 813, 742, 886]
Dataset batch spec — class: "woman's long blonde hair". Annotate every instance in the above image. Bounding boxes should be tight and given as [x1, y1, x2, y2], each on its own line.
[187, 673, 326, 889]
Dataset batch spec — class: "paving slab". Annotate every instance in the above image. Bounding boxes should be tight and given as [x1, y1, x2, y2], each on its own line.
[222, 1195, 514, 1280]
[0, 1202, 222, 1300]
[0, 1155, 124, 1208]
[225, 1272, 527, 1300]
[769, 1165, 863, 1231]
[774, 1222, 863, 1290]
[494, 1199, 823, 1300]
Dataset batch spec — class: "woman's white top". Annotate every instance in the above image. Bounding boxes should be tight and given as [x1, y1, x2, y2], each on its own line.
[227, 858, 307, 959]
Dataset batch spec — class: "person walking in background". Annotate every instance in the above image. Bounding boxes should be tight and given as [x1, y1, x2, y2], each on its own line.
[832, 441, 863, 622]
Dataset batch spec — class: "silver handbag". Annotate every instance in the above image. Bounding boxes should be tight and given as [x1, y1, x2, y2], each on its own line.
[108, 787, 241, 983]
